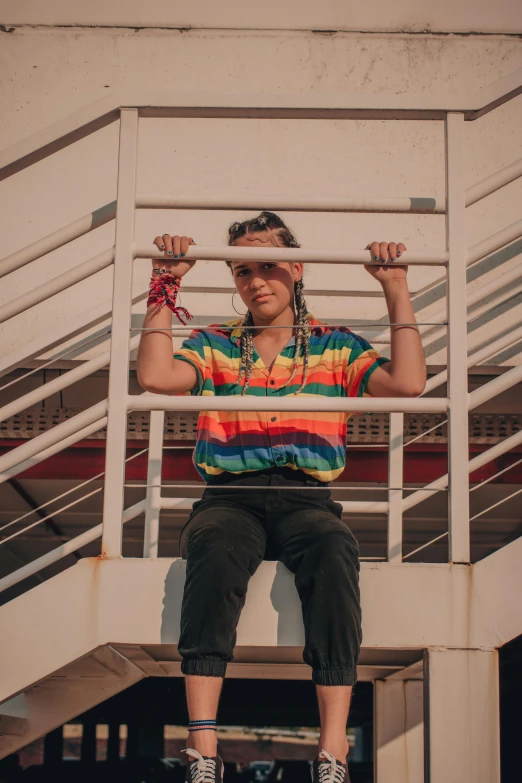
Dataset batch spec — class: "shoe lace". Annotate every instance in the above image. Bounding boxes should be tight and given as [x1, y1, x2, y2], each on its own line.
[182, 748, 217, 783]
[315, 750, 345, 783]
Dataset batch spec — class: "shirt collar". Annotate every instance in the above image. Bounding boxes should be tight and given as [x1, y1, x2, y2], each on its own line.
[228, 313, 326, 346]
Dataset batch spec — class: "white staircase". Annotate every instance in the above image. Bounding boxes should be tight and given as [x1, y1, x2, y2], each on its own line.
[1, 75, 522, 781]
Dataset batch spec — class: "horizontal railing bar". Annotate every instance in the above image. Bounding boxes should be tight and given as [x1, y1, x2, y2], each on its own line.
[128, 395, 448, 413]
[0, 248, 115, 326]
[0, 202, 116, 279]
[135, 321, 445, 333]
[466, 157, 522, 207]
[0, 400, 108, 483]
[132, 483, 431, 493]
[136, 244, 448, 266]
[402, 428, 522, 513]
[424, 323, 522, 394]
[136, 194, 444, 214]
[0, 336, 139, 424]
[180, 285, 387, 298]
[0, 499, 146, 594]
[160, 496, 388, 514]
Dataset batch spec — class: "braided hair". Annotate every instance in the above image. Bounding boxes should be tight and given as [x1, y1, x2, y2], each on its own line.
[226, 211, 311, 396]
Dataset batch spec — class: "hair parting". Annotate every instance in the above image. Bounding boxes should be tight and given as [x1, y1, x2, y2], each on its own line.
[226, 212, 310, 395]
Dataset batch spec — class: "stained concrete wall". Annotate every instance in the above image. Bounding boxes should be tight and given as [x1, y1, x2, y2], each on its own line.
[0, 8, 521, 366]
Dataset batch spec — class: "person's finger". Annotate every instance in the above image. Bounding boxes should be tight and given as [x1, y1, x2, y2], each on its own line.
[153, 235, 166, 252]
[172, 235, 181, 259]
[379, 242, 389, 263]
[396, 242, 407, 258]
[389, 242, 398, 262]
[162, 234, 174, 257]
[367, 241, 380, 262]
[180, 236, 193, 257]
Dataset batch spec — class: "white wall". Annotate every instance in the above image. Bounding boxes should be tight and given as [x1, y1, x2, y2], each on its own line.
[1, 0, 522, 34]
[1, 15, 521, 366]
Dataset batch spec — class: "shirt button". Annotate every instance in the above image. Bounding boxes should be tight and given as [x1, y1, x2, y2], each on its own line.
[271, 416, 277, 422]
[269, 379, 275, 385]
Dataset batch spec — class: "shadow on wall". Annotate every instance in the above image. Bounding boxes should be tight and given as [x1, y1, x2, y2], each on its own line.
[160, 558, 304, 648]
[160, 559, 186, 644]
[270, 561, 305, 647]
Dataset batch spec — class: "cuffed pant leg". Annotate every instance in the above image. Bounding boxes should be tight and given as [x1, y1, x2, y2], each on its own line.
[273, 509, 362, 686]
[178, 502, 266, 677]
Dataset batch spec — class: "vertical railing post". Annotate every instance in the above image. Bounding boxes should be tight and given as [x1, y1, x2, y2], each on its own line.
[101, 108, 139, 558]
[143, 409, 165, 558]
[445, 112, 470, 563]
[387, 412, 404, 562]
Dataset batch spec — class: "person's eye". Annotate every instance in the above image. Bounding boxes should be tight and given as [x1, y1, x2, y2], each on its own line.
[263, 263, 276, 269]
[236, 269, 247, 277]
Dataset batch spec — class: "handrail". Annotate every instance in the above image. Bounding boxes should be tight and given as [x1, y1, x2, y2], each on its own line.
[0, 499, 146, 594]
[0, 335, 139, 425]
[0, 202, 116, 279]
[362, 218, 522, 345]
[128, 395, 448, 414]
[136, 194, 444, 214]
[0, 77, 521, 579]
[466, 157, 522, 207]
[1, 67, 521, 179]
[0, 400, 108, 482]
[1, 149, 519, 287]
[424, 323, 522, 394]
[135, 243, 448, 266]
[0, 290, 147, 379]
[402, 427, 522, 514]
[0, 248, 114, 325]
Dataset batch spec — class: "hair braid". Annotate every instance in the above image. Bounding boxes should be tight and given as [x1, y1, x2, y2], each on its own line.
[278, 278, 310, 394]
[227, 211, 310, 395]
[238, 309, 256, 395]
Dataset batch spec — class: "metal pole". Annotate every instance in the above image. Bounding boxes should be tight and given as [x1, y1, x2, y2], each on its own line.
[445, 113, 470, 564]
[143, 410, 165, 558]
[387, 413, 404, 562]
[128, 394, 447, 414]
[101, 108, 139, 558]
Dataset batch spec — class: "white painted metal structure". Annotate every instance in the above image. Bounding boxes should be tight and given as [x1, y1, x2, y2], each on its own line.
[1, 74, 522, 780]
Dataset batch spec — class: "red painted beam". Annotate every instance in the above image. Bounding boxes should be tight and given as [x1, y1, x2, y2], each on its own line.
[1, 440, 521, 485]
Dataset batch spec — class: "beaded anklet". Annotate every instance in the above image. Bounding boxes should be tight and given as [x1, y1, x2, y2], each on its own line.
[188, 719, 217, 732]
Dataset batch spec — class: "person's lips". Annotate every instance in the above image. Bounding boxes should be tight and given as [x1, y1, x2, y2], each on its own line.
[252, 293, 272, 303]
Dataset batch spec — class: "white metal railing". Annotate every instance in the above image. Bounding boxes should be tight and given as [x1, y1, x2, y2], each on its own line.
[0, 72, 522, 590]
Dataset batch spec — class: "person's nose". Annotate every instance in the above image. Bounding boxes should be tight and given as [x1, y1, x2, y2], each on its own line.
[249, 274, 266, 291]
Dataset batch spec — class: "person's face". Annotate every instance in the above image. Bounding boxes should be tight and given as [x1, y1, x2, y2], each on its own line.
[230, 232, 303, 321]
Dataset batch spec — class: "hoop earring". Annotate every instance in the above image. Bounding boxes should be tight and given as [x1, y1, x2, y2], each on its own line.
[232, 290, 247, 315]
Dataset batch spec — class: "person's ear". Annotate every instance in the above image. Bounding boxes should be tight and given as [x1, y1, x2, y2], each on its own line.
[292, 262, 304, 282]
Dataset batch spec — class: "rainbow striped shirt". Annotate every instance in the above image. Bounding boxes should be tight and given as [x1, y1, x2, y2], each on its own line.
[174, 317, 390, 483]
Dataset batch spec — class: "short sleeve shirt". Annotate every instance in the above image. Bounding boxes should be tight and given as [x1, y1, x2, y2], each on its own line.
[174, 316, 390, 483]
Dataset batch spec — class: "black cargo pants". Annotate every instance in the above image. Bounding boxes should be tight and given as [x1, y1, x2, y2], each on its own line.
[178, 468, 362, 686]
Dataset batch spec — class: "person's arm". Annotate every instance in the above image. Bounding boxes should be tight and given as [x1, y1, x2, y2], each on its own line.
[363, 241, 426, 398]
[136, 234, 199, 395]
